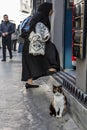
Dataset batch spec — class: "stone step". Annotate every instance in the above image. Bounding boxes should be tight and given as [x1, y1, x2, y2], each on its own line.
[52, 71, 87, 109]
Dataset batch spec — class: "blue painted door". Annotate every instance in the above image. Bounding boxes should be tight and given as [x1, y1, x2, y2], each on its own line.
[64, 1, 72, 69]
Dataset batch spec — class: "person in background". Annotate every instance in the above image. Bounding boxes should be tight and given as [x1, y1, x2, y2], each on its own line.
[0, 21, 3, 49]
[21, 2, 60, 88]
[11, 23, 18, 51]
[0, 14, 15, 61]
[17, 22, 24, 53]
[0, 37, 2, 49]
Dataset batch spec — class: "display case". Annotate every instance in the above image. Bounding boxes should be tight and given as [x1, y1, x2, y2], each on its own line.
[73, 0, 87, 59]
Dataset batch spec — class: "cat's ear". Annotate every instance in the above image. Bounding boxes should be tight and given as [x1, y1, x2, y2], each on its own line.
[53, 85, 57, 93]
[53, 85, 56, 88]
[58, 85, 62, 93]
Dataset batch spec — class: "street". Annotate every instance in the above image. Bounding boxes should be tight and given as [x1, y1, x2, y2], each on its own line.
[0, 49, 80, 130]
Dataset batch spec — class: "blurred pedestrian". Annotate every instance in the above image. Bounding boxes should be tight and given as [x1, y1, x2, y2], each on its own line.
[17, 22, 24, 53]
[0, 14, 15, 61]
[21, 2, 60, 88]
[11, 23, 18, 51]
[0, 37, 2, 49]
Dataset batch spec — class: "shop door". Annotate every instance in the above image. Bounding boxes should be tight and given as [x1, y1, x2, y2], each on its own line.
[64, 1, 73, 69]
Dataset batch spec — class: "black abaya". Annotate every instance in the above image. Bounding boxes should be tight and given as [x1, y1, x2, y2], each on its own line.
[22, 39, 60, 81]
[21, 2, 60, 81]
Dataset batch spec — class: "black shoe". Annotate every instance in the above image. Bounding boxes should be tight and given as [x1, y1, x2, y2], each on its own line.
[1, 59, 6, 62]
[25, 83, 39, 89]
[10, 56, 13, 59]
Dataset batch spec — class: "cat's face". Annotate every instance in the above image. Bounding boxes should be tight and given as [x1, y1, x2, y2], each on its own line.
[53, 85, 63, 94]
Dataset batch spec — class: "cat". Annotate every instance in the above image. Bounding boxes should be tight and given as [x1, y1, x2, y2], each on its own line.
[49, 85, 67, 118]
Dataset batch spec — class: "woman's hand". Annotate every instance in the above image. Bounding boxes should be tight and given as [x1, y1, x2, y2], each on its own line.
[48, 68, 57, 72]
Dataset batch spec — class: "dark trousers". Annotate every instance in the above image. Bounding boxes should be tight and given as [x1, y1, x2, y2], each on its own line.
[11, 39, 17, 51]
[2, 38, 12, 60]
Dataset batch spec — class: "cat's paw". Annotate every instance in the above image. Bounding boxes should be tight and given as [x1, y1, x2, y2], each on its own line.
[56, 115, 62, 118]
[49, 112, 55, 117]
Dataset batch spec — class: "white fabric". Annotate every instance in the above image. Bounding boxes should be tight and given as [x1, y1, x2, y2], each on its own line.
[29, 22, 50, 55]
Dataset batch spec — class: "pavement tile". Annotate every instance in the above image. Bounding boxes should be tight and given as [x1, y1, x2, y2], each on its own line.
[0, 51, 80, 130]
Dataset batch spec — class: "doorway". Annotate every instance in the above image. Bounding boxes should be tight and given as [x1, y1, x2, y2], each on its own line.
[64, 0, 73, 69]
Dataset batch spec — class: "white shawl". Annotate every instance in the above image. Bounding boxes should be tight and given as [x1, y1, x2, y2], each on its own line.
[29, 22, 50, 55]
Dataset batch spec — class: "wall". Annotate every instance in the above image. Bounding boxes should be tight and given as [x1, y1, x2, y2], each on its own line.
[76, 42, 87, 93]
[52, 0, 65, 68]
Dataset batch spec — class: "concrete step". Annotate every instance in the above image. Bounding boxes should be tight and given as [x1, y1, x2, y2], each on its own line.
[52, 71, 87, 130]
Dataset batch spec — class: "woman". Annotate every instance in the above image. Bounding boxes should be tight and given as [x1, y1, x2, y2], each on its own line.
[22, 2, 60, 88]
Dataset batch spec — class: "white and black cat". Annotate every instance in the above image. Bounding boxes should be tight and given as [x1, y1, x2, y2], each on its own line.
[49, 85, 67, 118]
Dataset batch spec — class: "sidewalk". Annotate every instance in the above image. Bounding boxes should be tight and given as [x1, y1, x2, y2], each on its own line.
[0, 50, 80, 130]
